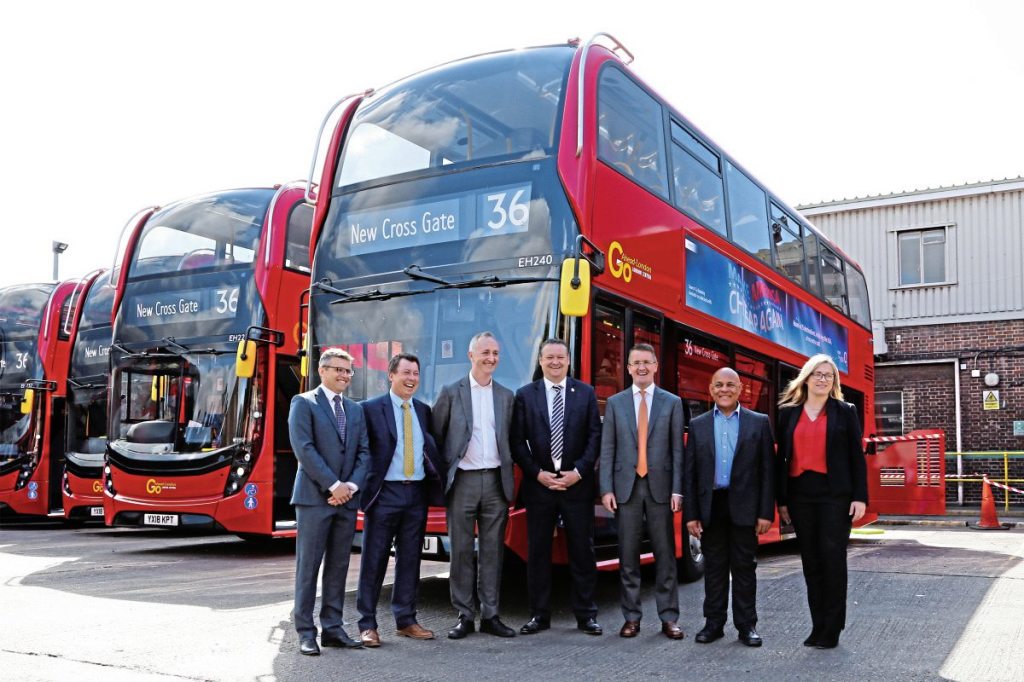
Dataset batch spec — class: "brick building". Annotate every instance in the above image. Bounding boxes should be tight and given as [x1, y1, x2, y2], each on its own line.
[800, 178, 1024, 506]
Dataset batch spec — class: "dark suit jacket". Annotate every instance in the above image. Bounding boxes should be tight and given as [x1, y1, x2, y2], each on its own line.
[360, 392, 445, 510]
[510, 377, 601, 502]
[599, 385, 684, 504]
[776, 398, 868, 506]
[683, 407, 775, 527]
[431, 375, 515, 502]
[288, 388, 369, 510]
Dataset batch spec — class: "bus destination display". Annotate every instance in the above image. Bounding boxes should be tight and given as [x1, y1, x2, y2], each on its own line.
[344, 183, 532, 256]
[127, 286, 240, 327]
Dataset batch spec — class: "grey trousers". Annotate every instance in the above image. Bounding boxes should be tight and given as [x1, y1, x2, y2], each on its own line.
[293, 503, 357, 639]
[446, 468, 508, 620]
[616, 476, 680, 622]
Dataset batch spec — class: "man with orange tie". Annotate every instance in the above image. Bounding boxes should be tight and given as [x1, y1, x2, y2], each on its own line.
[355, 353, 445, 648]
[600, 343, 686, 639]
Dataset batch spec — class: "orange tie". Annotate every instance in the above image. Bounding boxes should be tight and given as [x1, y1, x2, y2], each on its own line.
[636, 389, 648, 478]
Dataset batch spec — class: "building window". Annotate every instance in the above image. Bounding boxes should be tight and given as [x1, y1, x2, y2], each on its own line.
[898, 227, 946, 285]
[875, 391, 904, 436]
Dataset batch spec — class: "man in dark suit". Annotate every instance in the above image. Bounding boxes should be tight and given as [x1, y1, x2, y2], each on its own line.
[355, 352, 445, 647]
[599, 343, 685, 640]
[511, 338, 603, 636]
[431, 331, 517, 640]
[683, 367, 775, 647]
[288, 347, 370, 656]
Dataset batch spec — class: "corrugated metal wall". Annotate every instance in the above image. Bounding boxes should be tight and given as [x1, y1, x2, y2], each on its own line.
[804, 188, 1024, 325]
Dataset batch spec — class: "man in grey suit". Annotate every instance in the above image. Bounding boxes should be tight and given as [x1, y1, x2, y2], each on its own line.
[431, 332, 517, 640]
[600, 343, 685, 639]
[288, 347, 370, 656]
[683, 367, 775, 648]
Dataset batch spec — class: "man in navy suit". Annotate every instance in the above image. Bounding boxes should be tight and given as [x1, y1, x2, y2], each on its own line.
[683, 367, 775, 647]
[511, 338, 603, 636]
[355, 352, 445, 648]
[288, 347, 370, 656]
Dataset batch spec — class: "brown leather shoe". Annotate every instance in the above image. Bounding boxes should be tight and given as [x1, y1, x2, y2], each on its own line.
[359, 629, 381, 648]
[396, 623, 435, 640]
[661, 621, 685, 640]
[619, 620, 641, 638]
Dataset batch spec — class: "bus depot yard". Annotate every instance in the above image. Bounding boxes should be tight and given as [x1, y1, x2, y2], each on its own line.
[1, 520, 1021, 682]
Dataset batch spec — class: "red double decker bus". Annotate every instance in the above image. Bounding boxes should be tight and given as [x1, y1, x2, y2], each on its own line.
[61, 269, 115, 521]
[303, 36, 876, 578]
[0, 281, 77, 519]
[103, 184, 313, 537]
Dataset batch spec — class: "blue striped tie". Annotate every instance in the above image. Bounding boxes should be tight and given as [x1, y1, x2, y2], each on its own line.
[550, 385, 564, 471]
[332, 395, 347, 446]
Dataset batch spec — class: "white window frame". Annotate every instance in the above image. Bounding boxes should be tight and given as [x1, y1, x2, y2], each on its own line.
[887, 223, 957, 289]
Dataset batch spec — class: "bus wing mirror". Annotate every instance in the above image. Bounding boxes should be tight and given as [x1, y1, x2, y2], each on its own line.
[560, 258, 591, 317]
[20, 388, 34, 415]
[236, 340, 257, 378]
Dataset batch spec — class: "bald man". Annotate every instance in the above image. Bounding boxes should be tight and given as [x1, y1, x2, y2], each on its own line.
[683, 367, 775, 647]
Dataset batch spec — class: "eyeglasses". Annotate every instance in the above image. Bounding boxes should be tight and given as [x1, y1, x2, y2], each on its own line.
[629, 360, 657, 367]
[323, 366, 354, 376]
[811, 371, 834, 382]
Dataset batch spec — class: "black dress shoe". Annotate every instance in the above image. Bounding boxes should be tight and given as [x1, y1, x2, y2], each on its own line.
[577, 617, 603, 635]
[738, 628, 763, 647]
[480, 616, 516, 637]
[695, 627, 725, 643]
[321, 630, 363, 649]
[519, 617, 550, 635]
[803, 630, 822, 647]
[448, 616, 475, 640]
[299, 638, 320, 656]
[815, 633, 839, 649]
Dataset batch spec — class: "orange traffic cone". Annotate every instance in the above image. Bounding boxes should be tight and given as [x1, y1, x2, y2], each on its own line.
[971, 478, 1009, 530]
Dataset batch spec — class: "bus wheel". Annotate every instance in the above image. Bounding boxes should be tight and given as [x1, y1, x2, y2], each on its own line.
[678, 533, 704, 582]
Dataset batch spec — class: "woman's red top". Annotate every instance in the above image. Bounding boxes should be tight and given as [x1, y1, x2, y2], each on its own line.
[790, 408, 828, 476]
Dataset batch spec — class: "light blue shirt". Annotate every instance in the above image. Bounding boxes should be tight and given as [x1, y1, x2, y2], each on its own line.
[713, 405, 740, 489]
[384, 391, 425, 481]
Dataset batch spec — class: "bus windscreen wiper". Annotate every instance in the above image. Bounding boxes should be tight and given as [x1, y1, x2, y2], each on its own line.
[403, 264, 555, 290]
[330, 287, 434, 305]
[328, 266, 556, 306]
[67, 378, 106, 389]
[160, 337, 226, 356]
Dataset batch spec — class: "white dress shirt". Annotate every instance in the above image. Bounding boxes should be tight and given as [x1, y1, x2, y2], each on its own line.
[459, 373, 500, 470]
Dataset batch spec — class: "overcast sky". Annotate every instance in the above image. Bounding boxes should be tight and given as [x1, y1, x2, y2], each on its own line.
[2, 0, 1021, 287]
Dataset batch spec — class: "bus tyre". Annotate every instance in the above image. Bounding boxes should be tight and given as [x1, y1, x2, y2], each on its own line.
[678, 532, 704, 583]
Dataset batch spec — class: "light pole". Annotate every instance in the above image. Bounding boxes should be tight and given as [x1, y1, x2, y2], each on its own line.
[52, 241, 69, 281]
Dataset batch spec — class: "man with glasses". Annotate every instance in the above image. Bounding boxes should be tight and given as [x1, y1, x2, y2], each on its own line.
[599, 343, 685, 639]
[288, 347, 369, 655]
[683, 367, 775, 647]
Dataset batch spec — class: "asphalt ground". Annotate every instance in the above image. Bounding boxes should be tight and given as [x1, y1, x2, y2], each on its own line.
[1, 519, 1022, 682]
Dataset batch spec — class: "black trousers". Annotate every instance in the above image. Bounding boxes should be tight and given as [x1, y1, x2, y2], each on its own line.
[701, 489, 758, 630]
[523, 480, 598, 621]
[787, 472, 853, 638]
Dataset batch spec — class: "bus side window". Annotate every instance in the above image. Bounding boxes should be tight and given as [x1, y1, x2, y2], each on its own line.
[597, 66, 669, 200]
[285, 203, 313, 272]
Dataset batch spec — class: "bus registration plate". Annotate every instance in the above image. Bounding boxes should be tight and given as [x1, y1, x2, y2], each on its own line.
[90, 507, 104, 517]
[422, 536, 439, 555]
[144, 513, 179, 527]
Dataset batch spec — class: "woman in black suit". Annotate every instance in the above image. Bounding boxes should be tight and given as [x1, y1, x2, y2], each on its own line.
[776, 354, 867, 649]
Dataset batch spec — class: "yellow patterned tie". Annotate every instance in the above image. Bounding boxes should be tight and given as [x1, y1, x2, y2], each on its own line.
[402, 402, 414, 478]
